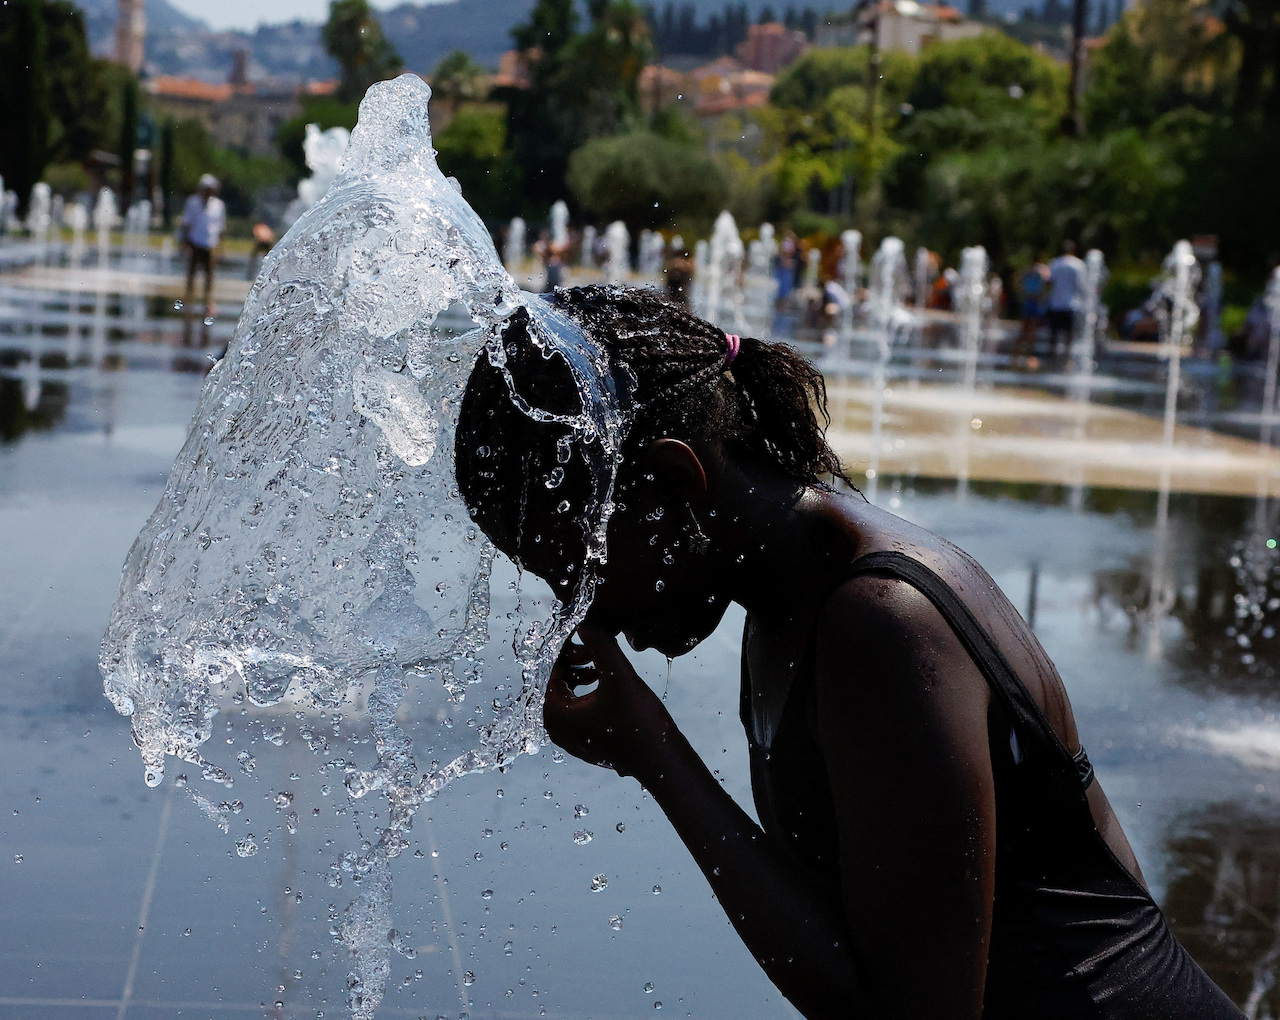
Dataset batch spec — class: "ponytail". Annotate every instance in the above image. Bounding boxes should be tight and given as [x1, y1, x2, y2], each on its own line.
[728, 336, 854, 489]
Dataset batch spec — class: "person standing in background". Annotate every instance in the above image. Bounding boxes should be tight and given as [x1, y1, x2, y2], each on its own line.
[180, 174, 226, 331]
[1046, 241, 1085, 355]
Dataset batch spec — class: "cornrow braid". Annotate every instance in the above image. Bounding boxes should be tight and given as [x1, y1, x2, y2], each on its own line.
[546, 285, 853, 489]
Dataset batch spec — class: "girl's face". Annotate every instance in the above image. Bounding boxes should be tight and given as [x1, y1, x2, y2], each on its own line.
[580, 486, 732, 658]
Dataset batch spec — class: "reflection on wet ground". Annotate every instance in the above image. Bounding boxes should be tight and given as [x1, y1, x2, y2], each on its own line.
[2, 252, 1279, 1017]
[1165, 805, 1280, 1015]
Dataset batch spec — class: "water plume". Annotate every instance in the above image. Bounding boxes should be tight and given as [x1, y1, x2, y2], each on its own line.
[100, 73, 629, 1017]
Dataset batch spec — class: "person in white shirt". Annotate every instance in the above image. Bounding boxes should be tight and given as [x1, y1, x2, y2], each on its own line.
[180, 173, 226, 327]
[1046, 240, 1085, 354]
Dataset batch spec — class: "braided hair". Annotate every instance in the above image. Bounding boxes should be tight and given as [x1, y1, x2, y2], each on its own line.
[455, 285, 851, 576]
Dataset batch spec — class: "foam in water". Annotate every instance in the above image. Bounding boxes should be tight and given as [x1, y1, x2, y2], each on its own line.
[99, 74, 629, 1017]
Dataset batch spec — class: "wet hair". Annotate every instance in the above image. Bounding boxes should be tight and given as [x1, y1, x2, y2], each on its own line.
[455, 285, 850, 575]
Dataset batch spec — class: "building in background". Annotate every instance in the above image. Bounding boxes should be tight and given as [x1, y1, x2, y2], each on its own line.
[146, 64, 337, 157]
[817, 0, 986, 55]
[735, 22, 809, 74]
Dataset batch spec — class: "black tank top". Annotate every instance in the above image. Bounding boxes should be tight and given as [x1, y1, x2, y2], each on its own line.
[740, 550, 1244, 1019]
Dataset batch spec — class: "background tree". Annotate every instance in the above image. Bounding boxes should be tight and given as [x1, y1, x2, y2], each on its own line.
[42, 1, 110, 168]
[434, 104, 521, 221]
[567, 129, 727, 226]
[321, 0, 403, 104]
[0, 0, 52, 215]
[503, 0, 653, 212]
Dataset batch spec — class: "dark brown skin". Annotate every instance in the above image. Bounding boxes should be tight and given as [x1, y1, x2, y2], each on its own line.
[541, 438, 1147, 1020]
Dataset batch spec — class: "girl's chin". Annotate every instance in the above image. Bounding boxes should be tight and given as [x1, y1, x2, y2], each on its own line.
[625, 628, 704, 657]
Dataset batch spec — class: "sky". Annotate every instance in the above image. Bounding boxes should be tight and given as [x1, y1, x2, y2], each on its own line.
[163, 0, 430, 32]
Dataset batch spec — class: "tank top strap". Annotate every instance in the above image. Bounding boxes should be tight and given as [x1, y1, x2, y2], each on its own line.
[845, 550, 1083, 783]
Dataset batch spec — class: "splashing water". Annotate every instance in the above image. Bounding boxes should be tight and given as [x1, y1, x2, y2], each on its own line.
[99, 74, 630, 1017]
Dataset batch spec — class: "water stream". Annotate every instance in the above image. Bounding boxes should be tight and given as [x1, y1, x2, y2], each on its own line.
[99, 75, 631, 1017]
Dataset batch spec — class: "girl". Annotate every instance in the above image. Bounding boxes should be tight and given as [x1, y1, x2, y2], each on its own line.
[454, 285, 1242, 1020]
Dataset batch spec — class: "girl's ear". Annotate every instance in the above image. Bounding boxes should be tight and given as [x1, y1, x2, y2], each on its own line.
[643, 439, 708, 502]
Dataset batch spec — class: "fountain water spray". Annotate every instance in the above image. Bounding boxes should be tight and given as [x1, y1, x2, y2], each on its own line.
[742, 226, 779, 339]
[282, 124, 351, 227]
[100, 75, 632, 1019]
[503, 215, 526, 274]
[694, 211, 745, 330]
[26, 183, 52, 262]
[580, 225, 597, 269]
[66, 201, 89, 264]
[1261, 267, 1280, 449]
[93, 188, 117, 268]
[837, 229, 862, 349]
[913, 246, 933, 311]
[862, 237, 911, 501]
[603, 220, 631, 283]
[1147, 240, 1201, 655]
[549, 200, 569, 249]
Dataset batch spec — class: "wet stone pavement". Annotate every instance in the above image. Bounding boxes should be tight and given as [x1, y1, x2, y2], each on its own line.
[2, 262, 1279, 1018]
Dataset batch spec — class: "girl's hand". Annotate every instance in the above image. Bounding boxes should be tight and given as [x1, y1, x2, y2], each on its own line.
[543, 626, 676, 778]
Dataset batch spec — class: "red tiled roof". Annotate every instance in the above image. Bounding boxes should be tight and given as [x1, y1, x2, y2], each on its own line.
[147, 76, 234, 102]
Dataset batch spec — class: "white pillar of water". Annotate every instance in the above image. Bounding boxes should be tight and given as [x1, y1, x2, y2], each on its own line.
[700, 211, 744, 328]
[1261, 267, 1280, 449]
[503, 216, 526, 275]
[864, 237, 909, 501]
[691, 238, 710, 314]
[282, 124, 351, 227]
[549, 201, 569, 249]
[66, 201, 88, 265]
[913, 246, 933, 311]
[837, 230, 862, 351]
[957, 245, 988, 367]
[1147, 240, 1201, 655]
[1, 190, 18, 238]
[27, 182, 52, 261]
[579, 225, 596, 270]
[743, 230, 779, 340]
[1072, 249, 1107, 393]
[603, 220, 630, 284]
[1158, 240, 1201, 453]
[93, 188, 117, 268]
[636, 229, 665, 282]
[955, 246, 989, 498]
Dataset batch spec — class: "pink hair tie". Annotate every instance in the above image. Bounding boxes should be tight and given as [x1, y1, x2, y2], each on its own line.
[724, 333, 741, 368]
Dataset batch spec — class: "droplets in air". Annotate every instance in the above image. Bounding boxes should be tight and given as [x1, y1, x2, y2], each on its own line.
[608, 915, 623, 931]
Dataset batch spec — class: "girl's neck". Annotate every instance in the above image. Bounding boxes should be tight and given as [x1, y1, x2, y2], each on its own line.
[703, 468, 867, 630]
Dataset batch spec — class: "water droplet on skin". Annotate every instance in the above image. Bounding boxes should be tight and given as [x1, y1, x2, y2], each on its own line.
[615, 822, 626, 833]
[654, 580, 665, 592]
[608, 915, 623, 931]
[651, 884, 661, 895]
[463, 971, 476, 987]
[481, 889, 493, 900]
[590, 874, 608, 892]
[645, 982, 655, 993]
[573, 830, 593, 845]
